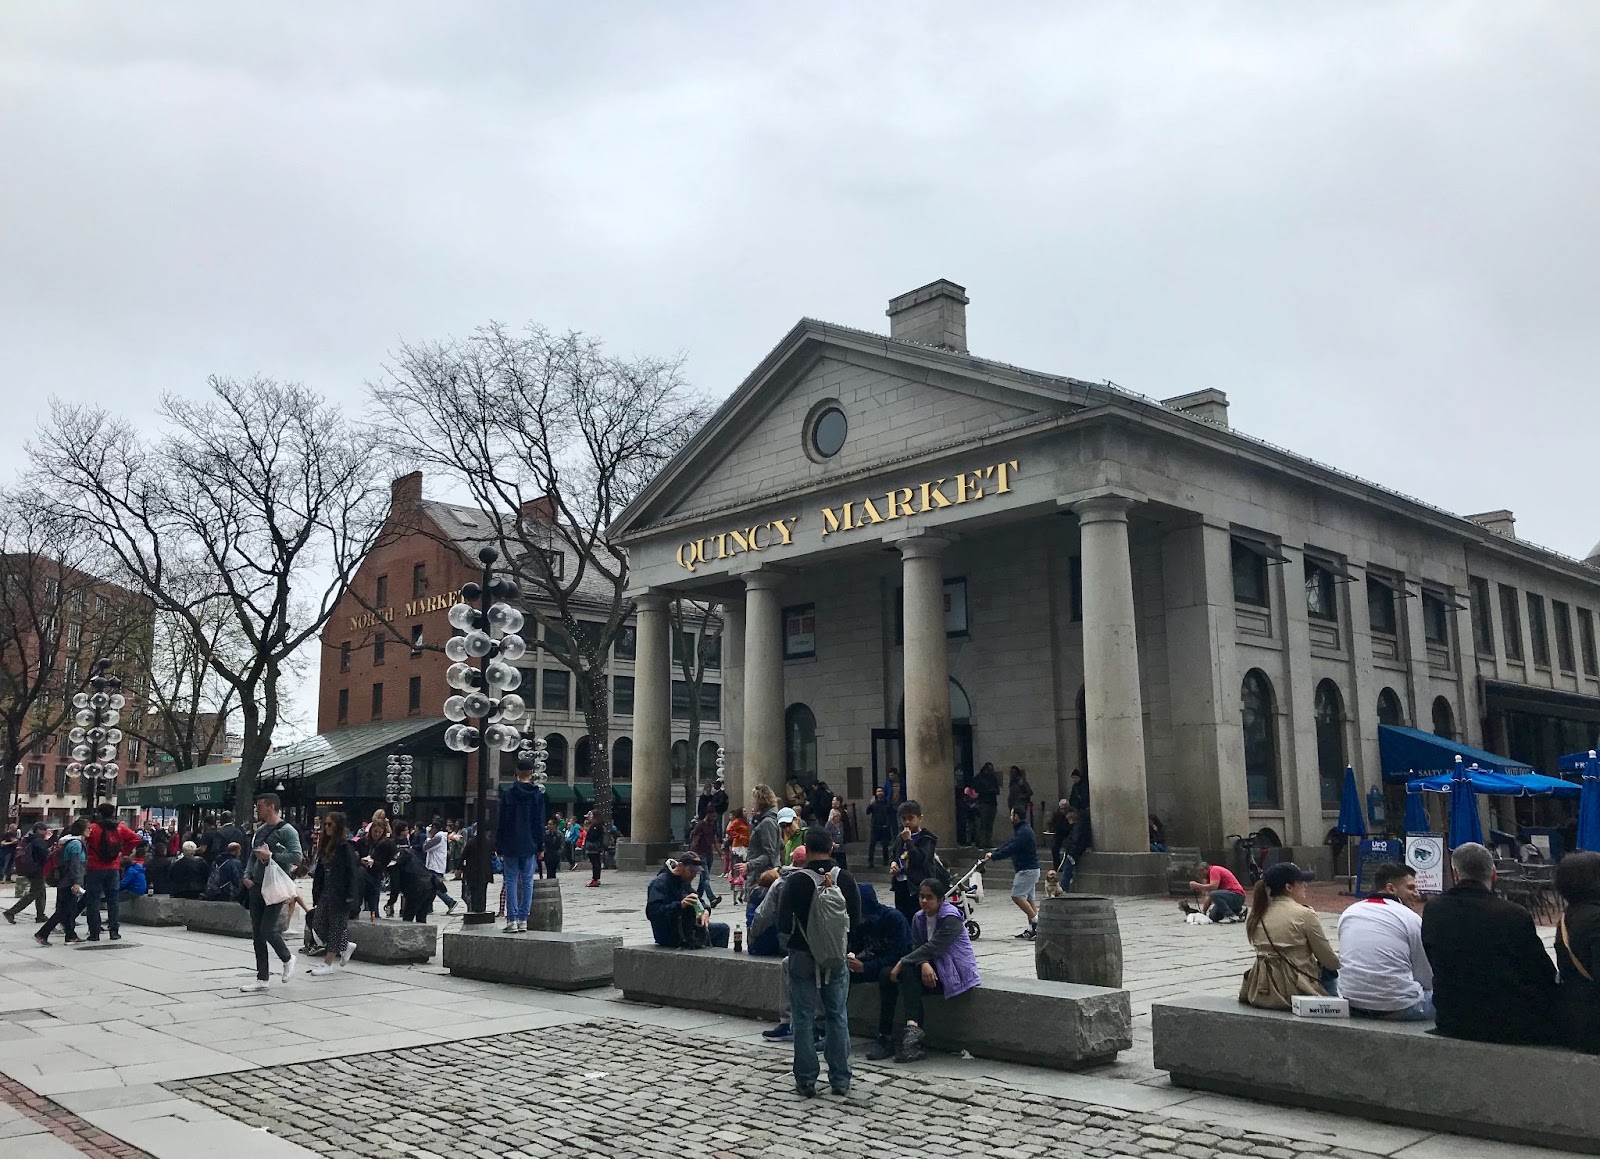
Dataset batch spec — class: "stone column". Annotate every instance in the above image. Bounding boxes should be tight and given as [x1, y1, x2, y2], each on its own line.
[1074, 495, 1151, 856]
[720, 599, 746, 813]
[899, 536, 955, 841]
[742, 572, 786, 811]
[618, 591, 674, 868]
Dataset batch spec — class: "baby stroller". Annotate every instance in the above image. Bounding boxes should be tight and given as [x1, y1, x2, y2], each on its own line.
[945, 860, 986, 941]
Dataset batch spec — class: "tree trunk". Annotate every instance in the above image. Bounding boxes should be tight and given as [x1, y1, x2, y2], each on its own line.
[234, 699, 267, 816]
[580, 665, 612, 834]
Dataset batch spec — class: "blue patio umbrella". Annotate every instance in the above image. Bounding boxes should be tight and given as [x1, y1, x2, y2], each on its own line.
[1447, 756, 1483, 848]
[1403, 788, 1430, 834]
[1336, 766, 1366, 836]
[1578, 749, 1600, 853]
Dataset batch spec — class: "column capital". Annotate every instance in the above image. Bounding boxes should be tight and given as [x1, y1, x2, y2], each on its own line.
[631, 590, 671, 612]
[895, 534, 949, 562]
[739, 569, 785, 593]
[1067, 491, 1139, 525]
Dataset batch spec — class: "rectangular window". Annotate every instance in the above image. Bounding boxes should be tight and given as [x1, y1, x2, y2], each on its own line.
[1421, 591, 1450, 646]
[129, 738, 141, 763]
[1366, 575, 1397, 635]
[542, 668, 570, 712]
[1499, 584, 1524, 661]
[613, 675, 635, 716]
[411, 625, 424, 656]
[702, 631, 722, 671]
[1579, 608, 1599, 676]
[1527, 593, 1550, 667]
[1468, 576, 1494, 656]
[408, 675, 422, 715]
[374, 635, 386, 665]
[337, 688, 349, 725]
[1068, 555, 1083, 623]
[539, 547, 565, 580]
[671, 680, 692, 721]
[576, 675, 589, 715]
[672, 629, 692, 664]
[614, 625, 636, 661]
[1304, 559, 1338, 622]
[371, 682, 384, 719]
[53, 766, 68, 796]
[700, 682, 722, 724]
[375, 575, 388, 607]
[412, 562, 427, 600]
[944, 577, 969, 637]
[784, 604, 816, 659]
[340, 641, 351, 672]
[67, 621, 81, 652]
[26, 763, 43, 794]
[1231, 539, 1271, 607]
[1553, 600, 1576, 672]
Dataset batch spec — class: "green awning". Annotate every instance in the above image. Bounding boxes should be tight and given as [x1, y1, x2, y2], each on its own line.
[119, 764, 242, 807]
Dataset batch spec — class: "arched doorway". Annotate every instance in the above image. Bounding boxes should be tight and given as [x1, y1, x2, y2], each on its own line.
[611, 737, 632, 782]
[544, 733, 568, 783]
[1241, 669, 1281, 809]
[1314, 679, 1347, 811]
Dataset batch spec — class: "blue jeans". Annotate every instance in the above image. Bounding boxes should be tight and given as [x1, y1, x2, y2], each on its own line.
[503, 855, 537, 921]
[430, 872, 457, 909]
[788, 948, 851, 1093]
[1352, 991, 1434, 1021]
[83, 868, 120, 937]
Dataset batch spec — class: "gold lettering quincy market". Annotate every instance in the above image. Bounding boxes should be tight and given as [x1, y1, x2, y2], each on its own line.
[820, 459, 1018, 538]
[676, 517, 799, 573]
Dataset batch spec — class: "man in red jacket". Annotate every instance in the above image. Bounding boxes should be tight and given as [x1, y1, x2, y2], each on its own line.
[83, 803, 141, 941]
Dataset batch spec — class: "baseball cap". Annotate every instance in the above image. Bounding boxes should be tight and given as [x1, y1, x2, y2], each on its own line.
[678, 851, 703, 867]
[776, 807, 797, 824]
[1263, 862, 1316, 891]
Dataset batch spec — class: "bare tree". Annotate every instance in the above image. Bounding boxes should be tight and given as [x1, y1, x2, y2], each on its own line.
[33, 377, 388, 814]
[124, 600, 242, 774]
[0, 494, 149, 818]
[670, 596, 723, 813]
[370, 323, 711, 830]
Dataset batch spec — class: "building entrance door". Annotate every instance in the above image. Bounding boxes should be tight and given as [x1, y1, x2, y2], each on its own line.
[871, 724, 974, 800]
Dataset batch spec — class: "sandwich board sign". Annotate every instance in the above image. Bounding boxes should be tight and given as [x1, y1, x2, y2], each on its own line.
[1406, 834, 1446, 894]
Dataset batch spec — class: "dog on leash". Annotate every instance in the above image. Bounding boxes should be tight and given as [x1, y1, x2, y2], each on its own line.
[1043, 869, 1065, 899]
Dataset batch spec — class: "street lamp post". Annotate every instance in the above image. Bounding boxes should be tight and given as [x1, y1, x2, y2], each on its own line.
[66, 658, 124, 815]
[443, 547, 529, 925]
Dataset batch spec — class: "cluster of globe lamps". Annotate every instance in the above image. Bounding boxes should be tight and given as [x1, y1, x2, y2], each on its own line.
[441, 558, 530, 757]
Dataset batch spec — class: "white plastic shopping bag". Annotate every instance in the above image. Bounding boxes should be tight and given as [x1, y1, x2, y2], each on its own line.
[260, 858, 297, 906]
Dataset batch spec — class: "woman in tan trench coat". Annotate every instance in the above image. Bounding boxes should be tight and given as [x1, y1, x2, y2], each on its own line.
[1240, 862, 1341, 1009]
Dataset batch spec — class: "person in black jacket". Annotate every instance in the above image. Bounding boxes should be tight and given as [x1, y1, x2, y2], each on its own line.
[1421, 842, 1556, 1045]
[1056, 806, 1093, 890]
[4, 823, 51, 924]
[848, 883, 913, 1059]
[168, 842, 210, 899]
[308, 813, 361, 975]
[889, 801, 941, 923]
[1556, 851, 1600, 1053]
[645, 853, 728, 948]
[541, 818, 565, 880]
[971, 763, 1001, 847]
[865, 788, 896, 868]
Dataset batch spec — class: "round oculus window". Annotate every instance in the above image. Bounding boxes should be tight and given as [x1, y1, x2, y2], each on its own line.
[809, 406, 848, 458]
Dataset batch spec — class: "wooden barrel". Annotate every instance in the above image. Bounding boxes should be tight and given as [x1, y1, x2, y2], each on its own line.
[527, 879, 564, 932]
[1033, 895, 1122, 988]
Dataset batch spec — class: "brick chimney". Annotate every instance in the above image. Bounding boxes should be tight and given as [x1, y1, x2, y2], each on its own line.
[886, 279, 969, 352]
[1466, 510, 1517, 539]
[1162, 388, 1231, 428]
[390, 471, 423, 511]
[519, 494, 557, 524]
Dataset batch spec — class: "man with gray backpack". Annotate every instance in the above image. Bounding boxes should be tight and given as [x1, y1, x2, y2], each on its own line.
[777, 827, 861, 1098]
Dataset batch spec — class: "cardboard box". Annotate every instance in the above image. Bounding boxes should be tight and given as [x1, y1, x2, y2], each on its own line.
[1291, 995, 1350, 1018]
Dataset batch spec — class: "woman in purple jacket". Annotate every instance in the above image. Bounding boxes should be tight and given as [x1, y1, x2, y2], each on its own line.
[878, 877, 982, 1062]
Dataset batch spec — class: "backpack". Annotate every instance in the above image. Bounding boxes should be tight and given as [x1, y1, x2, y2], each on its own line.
[801, 868, 851, 973]
[14, 841, 37, 878]
[42, 844, 65, 888]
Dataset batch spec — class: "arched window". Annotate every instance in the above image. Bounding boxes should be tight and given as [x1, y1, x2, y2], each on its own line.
[1241, 669, 1280, 809]
[698, 740, 720, 785]
[1377, 688, 1405, 727]
[1314, 679, 1347, 810]
[670, 740, 691, 782]
[786, 703, 817, 780]
[544, 733, 568, 783]
[611, 737, 632, 782]
[575, 736, 593, 781]
[949, 679, 972, 723]
[1432, 696, 1455, 741]
[1075, 685, 1089, 777]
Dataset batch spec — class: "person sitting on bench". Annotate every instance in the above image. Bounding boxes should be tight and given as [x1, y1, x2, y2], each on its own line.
[876, 877, 982, 1063]
[1337, 862, 1434, 1021]
[646, 852, 729, 949]
[850, 883, 913, 1060]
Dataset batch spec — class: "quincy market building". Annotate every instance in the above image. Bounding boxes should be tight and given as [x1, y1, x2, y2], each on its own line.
[610, 281, 1600, 890]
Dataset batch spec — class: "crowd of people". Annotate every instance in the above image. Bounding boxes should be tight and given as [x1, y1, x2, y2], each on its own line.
[1225, 843, 1600, 1053]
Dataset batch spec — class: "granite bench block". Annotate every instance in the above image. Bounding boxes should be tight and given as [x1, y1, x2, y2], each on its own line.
[444, 928, 621, 990]
[1152, 995, 1600, 1155]
[117, 892, 192, 926]
[614, 946, 785, 1020]
[345, 918, 437, 964]
[183, 899, 290, 938]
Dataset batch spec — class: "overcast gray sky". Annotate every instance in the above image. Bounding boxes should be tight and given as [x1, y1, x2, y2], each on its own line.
[4, 3, 1597, 732]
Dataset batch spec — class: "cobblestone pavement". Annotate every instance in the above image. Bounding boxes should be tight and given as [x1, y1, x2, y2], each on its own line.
[170, 1020, 1383, 1159]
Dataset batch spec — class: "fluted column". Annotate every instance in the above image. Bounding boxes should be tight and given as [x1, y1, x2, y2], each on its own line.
[900, 536, 955, 841]
[1075, 495, 1149, 853]
[742, 572, 785, 809]
[630, 592, 672, 844]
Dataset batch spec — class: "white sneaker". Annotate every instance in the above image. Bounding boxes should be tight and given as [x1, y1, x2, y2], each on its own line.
[308, 963, 338, 977]
[239, 979, 270, 993]
[515, 921, 526, 933]
[503, 921, 517, 933]
[339, 942, 357, 966]
[281, 950, 297, 982]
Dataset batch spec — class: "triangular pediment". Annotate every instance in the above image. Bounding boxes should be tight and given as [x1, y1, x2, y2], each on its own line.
[616, 322, 1088, 533]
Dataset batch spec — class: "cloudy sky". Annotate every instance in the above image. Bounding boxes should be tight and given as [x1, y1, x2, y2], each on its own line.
[4, 3, 1597, 728]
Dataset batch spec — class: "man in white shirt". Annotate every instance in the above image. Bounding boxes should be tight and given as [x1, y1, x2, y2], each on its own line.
[1337, 862, 1434, 1021]
[423, 817, 459, 916]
